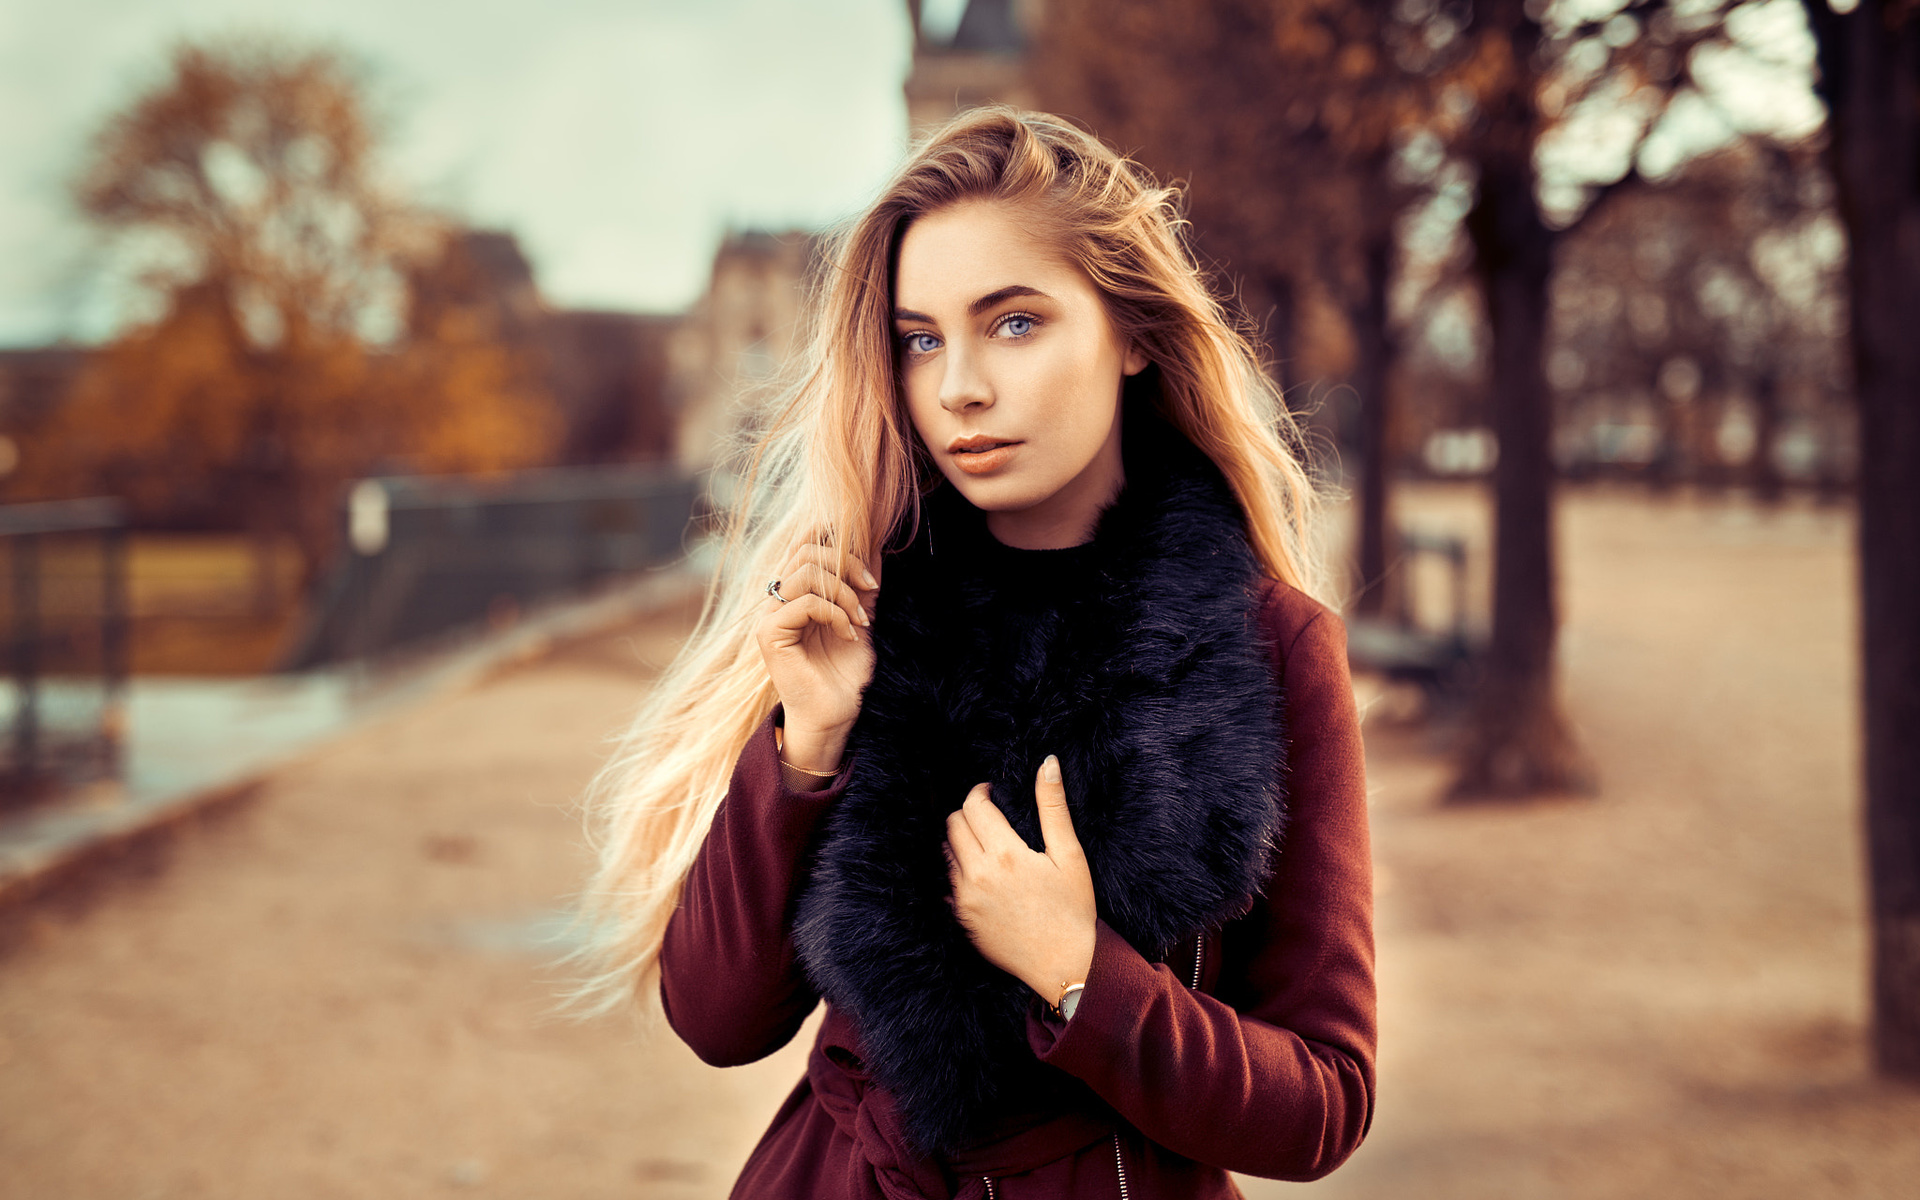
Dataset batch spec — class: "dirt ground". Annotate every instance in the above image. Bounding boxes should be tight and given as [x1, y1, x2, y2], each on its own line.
[3, 484, 1916, 1199]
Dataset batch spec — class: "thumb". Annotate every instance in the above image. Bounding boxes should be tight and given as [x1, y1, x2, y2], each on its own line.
[1034, 754, 1081, 860]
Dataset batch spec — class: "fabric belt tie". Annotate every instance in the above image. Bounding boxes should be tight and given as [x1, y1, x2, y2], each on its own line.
[808, 1009, 1118, 1199]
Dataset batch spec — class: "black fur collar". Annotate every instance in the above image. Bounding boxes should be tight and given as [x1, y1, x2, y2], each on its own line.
[793, 399, 1288, 1158]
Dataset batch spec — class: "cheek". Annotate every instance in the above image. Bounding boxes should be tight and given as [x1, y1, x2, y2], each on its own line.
[901, 365, 941, 438]
[1032, 341, 1121, 436]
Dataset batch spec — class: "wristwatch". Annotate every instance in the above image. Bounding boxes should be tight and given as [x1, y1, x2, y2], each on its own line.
[1052, 981, 1085, 1021]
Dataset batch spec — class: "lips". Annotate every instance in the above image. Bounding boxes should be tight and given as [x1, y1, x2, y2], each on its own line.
[949, 438, 1021, 476]
[948, 435, 1021, 454]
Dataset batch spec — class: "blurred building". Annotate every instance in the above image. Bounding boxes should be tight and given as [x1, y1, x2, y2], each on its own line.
[658, 1, 1043, 478]
[667, 230, 821, 472]
[905, 0, 1035, 130]
[0, 347, 87, 481]
[410, 230, 678, 466]
[2, 232, 683, 502]
[546, 310, 678, 465]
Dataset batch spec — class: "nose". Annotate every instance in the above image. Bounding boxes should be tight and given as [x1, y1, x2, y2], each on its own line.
[937, 343, 992, 413]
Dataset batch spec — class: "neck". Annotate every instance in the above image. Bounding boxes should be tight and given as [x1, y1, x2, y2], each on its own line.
[982, 432, 1126, 550]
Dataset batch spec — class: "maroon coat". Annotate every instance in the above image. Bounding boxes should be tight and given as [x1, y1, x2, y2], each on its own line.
[660, 580, 1376, 1199]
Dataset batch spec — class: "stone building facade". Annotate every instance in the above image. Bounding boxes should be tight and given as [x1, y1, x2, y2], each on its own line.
[665, 231, 822, 473]
[904, 0, 1036, 132]
[644, 2, 1046, 477]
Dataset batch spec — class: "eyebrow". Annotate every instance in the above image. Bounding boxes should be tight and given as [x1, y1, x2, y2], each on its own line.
[893, 284, 1049, 324]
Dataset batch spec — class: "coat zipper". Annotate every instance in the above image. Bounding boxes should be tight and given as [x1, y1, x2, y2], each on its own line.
[978, 937, 1203, 1199]
[1099, 938, 1200, 1200]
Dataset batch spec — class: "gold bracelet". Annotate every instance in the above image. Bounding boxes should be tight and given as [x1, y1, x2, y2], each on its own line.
[776, 724, 844, 777]
[785, 761, 842, 779]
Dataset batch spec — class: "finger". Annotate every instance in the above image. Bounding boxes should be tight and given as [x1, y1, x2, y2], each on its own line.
[962, 784, 1019, 850]
[1034, 755, 1083, 860]
[812, 538, 880, 592]
[775, 531, 832, 594]
[768, 592, 857, 644]
[946, 805, 986, 862]
[790, 560, 870, 628]
[787, 542, 882, 601]
[769, 550, 874, 631]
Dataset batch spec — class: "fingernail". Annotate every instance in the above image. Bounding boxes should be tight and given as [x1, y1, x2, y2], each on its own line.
[861, 568, 878, 588]
[858, 605, 870, 625]
[1042, 754, 1060, 782]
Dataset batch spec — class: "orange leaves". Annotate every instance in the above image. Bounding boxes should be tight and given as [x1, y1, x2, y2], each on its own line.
[1272, 14, 1336, 60]
[379, 278, 563, 477]
[17, 294, 239, 512]
[26, 35, 561, 582]
[1338, 42, 1381, 79]
[1454, 28, 1521, 111]
[22, 275, 559, 528]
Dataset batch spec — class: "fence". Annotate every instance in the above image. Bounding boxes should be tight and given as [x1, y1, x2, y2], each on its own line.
[282, 463, 702, 669]
[0, 498, 128, 806]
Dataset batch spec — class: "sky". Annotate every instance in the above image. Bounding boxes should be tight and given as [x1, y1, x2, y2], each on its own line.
[0, 0, 1828, 350]
[0, 0, 917, 346]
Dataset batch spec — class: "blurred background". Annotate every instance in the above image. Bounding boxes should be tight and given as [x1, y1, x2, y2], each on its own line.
[1, 1, 1916, 1197]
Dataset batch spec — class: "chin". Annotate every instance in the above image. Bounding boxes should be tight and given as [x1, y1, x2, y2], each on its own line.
[942, 472, 1050, 513]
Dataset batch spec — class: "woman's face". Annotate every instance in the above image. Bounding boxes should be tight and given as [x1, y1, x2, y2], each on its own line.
[893, 200, 1146, 550]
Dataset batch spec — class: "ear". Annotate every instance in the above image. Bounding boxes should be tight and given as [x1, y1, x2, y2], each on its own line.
[1122, 342, 1149, 377]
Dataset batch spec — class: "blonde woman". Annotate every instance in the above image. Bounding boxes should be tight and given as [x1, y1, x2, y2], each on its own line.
[577, 108, 1375, 1199]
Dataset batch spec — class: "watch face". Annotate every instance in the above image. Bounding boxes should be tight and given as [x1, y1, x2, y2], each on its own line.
[1059, 986, 1084, 1021]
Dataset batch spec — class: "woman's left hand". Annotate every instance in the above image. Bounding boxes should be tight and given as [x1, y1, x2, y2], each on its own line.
[944, 755, 1098, 1004]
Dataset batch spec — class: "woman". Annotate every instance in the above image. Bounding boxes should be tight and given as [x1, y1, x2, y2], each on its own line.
[576, 108, 1375, 1199]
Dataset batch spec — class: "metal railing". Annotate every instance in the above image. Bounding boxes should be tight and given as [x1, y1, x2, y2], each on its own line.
[0, 498, 128, 804]
[282, 463, 701, 669]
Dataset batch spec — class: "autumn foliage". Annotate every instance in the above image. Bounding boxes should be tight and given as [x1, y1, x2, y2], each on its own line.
[13, 37, 561, 584]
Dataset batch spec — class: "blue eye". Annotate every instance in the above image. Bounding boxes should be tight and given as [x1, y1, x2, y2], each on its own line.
[998, 314, 1035, 338]
[902, 331, 940, 355]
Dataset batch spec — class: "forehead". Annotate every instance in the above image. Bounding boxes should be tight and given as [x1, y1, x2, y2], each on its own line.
[893, 201, 1085, 311]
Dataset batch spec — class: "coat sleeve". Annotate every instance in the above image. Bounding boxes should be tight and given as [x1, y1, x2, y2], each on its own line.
[658, 704, 852, 1066]
[1024, 594, 1377, 1182]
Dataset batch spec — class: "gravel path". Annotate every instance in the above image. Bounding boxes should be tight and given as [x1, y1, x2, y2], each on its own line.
[0, 586, 812, 1199]
[3, 488, 1915, 1199]
[1251, 486, 1919, 1199]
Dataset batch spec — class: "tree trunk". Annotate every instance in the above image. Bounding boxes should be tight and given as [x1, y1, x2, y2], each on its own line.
[1805, 0, 1920, 1080]
[1351, 235, 1395, 617]
[1751, 368, 1783, 505]
[1451, 12, 1595, 799]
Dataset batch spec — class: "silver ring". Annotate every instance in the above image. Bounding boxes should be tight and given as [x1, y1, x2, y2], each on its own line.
[766, 578, 790, 603]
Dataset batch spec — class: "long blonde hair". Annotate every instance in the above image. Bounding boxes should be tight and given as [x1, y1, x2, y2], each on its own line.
[570, 106, 1325, 1019]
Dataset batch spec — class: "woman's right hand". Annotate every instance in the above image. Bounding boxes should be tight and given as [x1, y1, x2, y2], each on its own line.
[755, 534, 882, 772]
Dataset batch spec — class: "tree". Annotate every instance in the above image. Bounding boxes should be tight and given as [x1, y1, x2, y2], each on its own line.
[1443, 0, 1824, 798]
[1549, 144, 1847, 495]
[1041, 0, 1825, 800]
[1446, 0, 1590, 797]
[1033, 0, 1441, 614]
[1799, 0, 1920, 1081]
[17, 37, 559, 589]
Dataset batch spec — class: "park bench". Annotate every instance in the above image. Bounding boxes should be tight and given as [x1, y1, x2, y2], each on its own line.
[1345, 529, 1482, 707]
